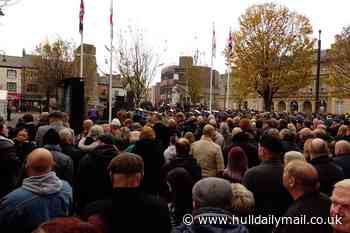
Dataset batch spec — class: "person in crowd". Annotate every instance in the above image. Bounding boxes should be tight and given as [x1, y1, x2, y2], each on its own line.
[161, 138, 201, 196]
[32, 217, 101, 233]
[309, 138, 345, 196]
[274, 160, 332, 233]
[0, 148, 72, 233]
[76, 134, 118, 211]
[222, 146, 248, 183]
[174, 177, 249, 233]
[76, 119, 94, 143]
[334, 140, 350, 179]
[297, 128, 314, 151]
[184, 131, 195, 144]
[13, 127, 36, 162]
[78, 125, 104, 153]
[209, 119, 225, 148]
[109, 118, 122, 138]
[242, 134, 293, 233]
[59, 128, 83, 173]
[35, 111, 67, 147]
[330, 179, 350, 233]
[81, 153, 171, 233]
[43, 128, 74, 185]
[280, 128, 300, 154]
[123, 118, 133, 129]
[335, 125, 349, 141]
[124, 130, 140, 152]
[284, 151, 305, 166]
[0, 121, 20, 198]
[166, 167, 194, 227]
[115, 126, 130, 151]
[130, 126, 164, 195]
[36, 112, 50, 129]
[21, 113, 37, 141]
[164, 135, 177, 163]
[191, 124, 225, 178]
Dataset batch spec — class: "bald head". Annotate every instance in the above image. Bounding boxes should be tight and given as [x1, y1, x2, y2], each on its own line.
[335, 140, 350, 157]
[284, 160, 319, 197]
[309, 138, 329, 160]
[175, 138, 190, 156]
[26, 148, 55, 176]
[203, 124, 216, 138]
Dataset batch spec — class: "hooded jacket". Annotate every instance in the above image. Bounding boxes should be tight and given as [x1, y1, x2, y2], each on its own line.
[0, 172, 72, 233]
[76, 144, 118, 210]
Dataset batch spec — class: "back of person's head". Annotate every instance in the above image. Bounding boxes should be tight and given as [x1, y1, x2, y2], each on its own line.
[175, 138, 190, 156]
[59, 128, 74, 145]
[26, 148, 55, 176]
[312, 128, 327, 140]
[108, 152, 144, 188]
[139, 126, 156, 140]
[337, 125, 348, 137]
[259, 134, 283, 160]
[129, 131, 140, 144]
[43, 128, 60, 145]
[184, 132, 195, 144]
[32, 217, 101, 233]
[22, 113, 34, 123]
[284, 151, 305, 165]
[279, 119, 288, 130]
[39, 112, 50, 122]
[265, 128, 280, 140]
[299, 128, 314, 142]
[280, 129, 296, 142]
[97, 134, 115, 145]
[231, 183, 255, 217]
[224, 147, 248, 182]
[335, 140, 350, 157]
[83, 119, 94, 129]
[192, 177, 233, 210]
[283, 160, 319, 195]
[166, 167, 194, 210]
[90, 125, 104, 139]
[48, 111, 65, 123]
[202, 124, 215, 138]
[239, 118, 251, 131]
[309, 138, 329, 160]
[208, 119, 217, 128]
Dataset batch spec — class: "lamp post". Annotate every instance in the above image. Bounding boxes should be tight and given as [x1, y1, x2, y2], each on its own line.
[315, 30, 321, 114]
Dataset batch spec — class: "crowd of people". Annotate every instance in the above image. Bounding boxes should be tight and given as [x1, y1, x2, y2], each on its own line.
[0, 109, 350, 233]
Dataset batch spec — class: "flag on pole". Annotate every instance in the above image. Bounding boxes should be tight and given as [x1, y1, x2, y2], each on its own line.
[212, 23, 216, 58]
[79, 0, 84, 34]
[110, 0, 113, 40]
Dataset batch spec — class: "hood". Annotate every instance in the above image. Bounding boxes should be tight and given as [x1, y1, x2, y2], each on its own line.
[91, 144, 118, 160]
[22, 171, 63, 195]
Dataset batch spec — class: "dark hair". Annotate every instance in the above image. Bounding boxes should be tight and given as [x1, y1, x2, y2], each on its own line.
[97, 134, 115, 145]
[108, 152, 144, 174]
[260, 134, 283, 157]
[22, 114, 34, 123]
[175, 138, 190, 156]
[43, 128, 60, 145]
[48, 111, 65, 119]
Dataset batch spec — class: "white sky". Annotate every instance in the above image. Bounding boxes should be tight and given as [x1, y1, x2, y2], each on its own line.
[1, 0, 349, 82]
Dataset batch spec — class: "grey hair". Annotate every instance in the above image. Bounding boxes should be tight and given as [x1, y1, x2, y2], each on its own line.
[59, 128, 74, 142]
[284, 151, 305, 165]
[231, 183, 255, 216]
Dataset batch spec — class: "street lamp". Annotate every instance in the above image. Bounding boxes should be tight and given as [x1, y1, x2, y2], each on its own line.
[315, 30, 322, 114]
[0, 50, 6, 62]
[0, 8, 4, 16]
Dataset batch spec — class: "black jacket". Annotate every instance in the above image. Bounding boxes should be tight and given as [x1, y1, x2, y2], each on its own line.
[310, 156, 345, 196]
[131, 139, 164, 195]
[274, 192, 332, 233]
[81, 187, 171, 233]
[77, 144, 118, 210]
[61, 144, 84, 174]
[334, 154, 350, 179]
[242, 160, 293, 233]
[160, 155, 202, 197]
[0, 138, 20, 198]
[14, 139, 36, 162]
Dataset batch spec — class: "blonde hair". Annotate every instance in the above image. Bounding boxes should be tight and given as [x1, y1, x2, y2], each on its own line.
[337, 125, 348, 137]
[231, 183, 255, 216]
[140, 126, 156, 140]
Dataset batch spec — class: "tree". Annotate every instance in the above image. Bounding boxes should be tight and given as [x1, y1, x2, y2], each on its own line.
[33, 38, 75, 110]
[117, 27, 158, 108]
[231, 73, 253, 110]
[328, 25, 350, 94]
[228, 3, 314, 111]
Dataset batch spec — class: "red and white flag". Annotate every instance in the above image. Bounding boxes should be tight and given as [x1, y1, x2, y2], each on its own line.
[110, 0, 113, 40]
[228, 29, 233, 56]
[79, 0, 84, 34]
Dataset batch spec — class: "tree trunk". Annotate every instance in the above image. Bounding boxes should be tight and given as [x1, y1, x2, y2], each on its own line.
[263, 94, 273, 112]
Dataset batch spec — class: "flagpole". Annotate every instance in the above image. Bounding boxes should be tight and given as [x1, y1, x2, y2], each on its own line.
[80, 32, 84, 79]
[108, 0, 113, 123]
[209, 23, 214, 113]
[79, 0, 84, 80]
[225, 65, 230, 110]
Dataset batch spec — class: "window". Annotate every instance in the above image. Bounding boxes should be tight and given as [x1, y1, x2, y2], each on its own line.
[7, 70, 17, 80]
[7, 82, 17, 92]
[26, 84, 38, 93]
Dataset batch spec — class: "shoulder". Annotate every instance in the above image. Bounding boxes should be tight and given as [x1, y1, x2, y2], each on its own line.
[0, 187, 35, 212]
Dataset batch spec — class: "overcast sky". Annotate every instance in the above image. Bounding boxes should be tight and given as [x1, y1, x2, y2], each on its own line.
[1, 0, 349, 82]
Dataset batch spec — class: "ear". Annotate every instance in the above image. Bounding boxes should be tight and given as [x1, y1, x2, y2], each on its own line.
[288, 176, 296, 188]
